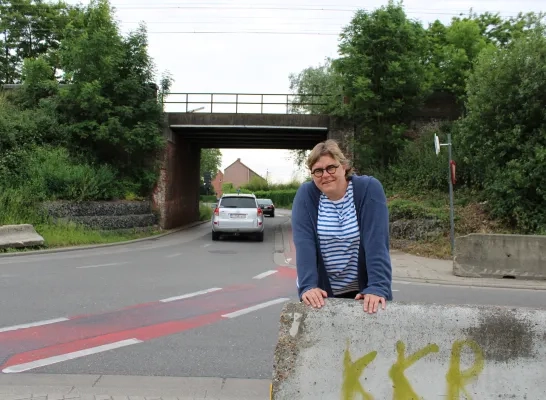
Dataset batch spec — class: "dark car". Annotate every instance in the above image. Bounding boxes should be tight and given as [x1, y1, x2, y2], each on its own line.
[257, 198, 275, 217]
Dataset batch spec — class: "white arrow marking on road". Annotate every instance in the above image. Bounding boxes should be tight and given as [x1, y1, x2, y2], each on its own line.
[2, 339, 142, 373]
[160, 287, 222, 303]
[0, 317, 69, 333]
[221, 298, 290, 318]
[76, 262, 129, 269]
[253, 270, 278, 279]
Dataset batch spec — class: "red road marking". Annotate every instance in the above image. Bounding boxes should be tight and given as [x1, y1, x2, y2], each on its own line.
[0, 272, 296, 372]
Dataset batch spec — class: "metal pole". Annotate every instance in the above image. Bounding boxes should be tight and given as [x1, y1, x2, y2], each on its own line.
[447, 133, 455, 256]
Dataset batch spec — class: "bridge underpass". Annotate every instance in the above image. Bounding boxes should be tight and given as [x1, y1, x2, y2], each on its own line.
[152, 109, 354, 229]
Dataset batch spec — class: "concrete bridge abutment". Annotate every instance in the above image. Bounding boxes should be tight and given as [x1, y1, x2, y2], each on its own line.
[153, 123, 201, 230]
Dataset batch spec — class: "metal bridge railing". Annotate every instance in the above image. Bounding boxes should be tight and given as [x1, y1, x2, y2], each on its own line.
[161, 92, 332, 114]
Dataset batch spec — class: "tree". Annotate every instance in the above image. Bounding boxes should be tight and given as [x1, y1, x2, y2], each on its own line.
[0, 0, 73, 83]
[53, 0, 166, 195]
[332, 1, 431, 171]
[456, 30, 546, 232]
[425, 18, 491, 102]
[200, 148, 221, 180]
[288, 58, 343, 115]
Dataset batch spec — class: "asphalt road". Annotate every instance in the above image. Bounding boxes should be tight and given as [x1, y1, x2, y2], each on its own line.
[1, 211, 545, 379]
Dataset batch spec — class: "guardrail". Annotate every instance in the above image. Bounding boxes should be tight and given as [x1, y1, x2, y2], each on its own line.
[162, 92, 332, 114]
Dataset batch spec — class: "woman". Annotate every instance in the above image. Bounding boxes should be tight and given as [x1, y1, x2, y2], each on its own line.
[292, 139, 393, 314]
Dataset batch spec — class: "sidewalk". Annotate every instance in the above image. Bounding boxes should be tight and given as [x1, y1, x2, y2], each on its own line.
[390, 250, 546, 290]
[280, 221, 546, 291]
[0, 374, 271, 400]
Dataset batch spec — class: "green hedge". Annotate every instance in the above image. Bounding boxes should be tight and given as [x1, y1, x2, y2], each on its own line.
[222, 187, 297, 208]
[200, 195, 217, 202]
[253, 190, 297, 208]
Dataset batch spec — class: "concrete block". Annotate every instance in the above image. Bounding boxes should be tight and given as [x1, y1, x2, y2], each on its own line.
[454, 233, 546, 280]
[0, 225, 44, 250]
[271, 300, 546, 399]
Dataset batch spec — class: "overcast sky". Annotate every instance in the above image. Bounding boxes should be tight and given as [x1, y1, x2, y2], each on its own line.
[73, 0, 543, 182]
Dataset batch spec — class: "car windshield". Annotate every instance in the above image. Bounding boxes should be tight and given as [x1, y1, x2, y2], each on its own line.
[220, 197, 257, 208]
[258, 199, 273, 205]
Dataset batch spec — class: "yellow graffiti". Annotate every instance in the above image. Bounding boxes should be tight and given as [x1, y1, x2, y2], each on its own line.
[342, 341, 377, 400]
[389, 341, 440, 400]
[341, 340, 485, 400]
[445, 340, 485, 400]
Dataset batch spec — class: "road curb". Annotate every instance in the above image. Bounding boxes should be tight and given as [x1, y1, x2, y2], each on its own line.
[0, 220, 209, 258]
[0, 373, 270, 399]
[394, 276, 546, 291]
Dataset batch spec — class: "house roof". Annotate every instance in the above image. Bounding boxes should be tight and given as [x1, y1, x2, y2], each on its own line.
[224, 158, 265, 180]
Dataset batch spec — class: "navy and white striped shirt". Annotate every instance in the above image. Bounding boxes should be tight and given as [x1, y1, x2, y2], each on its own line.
[317, 181, 360, 295]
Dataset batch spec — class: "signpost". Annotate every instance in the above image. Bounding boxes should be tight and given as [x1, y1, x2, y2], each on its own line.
[435, 133, 456, 256]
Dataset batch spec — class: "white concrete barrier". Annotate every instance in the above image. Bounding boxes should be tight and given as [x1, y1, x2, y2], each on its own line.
[0, 224, 45, 249]
[454, 233, 546, 280]
[271, 299, 546, 399]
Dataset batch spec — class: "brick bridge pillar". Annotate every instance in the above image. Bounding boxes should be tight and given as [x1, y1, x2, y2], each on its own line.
[153, 122, 201, 230]
[327, 117, 355, 161]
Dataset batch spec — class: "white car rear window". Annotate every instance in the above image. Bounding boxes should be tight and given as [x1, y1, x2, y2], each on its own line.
[220, 197, 257, 208]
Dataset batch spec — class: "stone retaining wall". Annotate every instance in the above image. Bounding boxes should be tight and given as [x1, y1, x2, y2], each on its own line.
[41, 201, 158, 230]
[389, 218, 445, 241]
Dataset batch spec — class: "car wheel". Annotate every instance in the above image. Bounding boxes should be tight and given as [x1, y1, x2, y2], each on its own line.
[256, 232, 264, 242]
[271, 211, 275, 218]
[212, 231, 220, 241]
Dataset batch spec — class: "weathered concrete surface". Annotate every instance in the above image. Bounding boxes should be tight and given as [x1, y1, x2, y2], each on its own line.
[454, 233, 546, 280]
[0, 224, 44, 249]
[271, 299, 546, 399]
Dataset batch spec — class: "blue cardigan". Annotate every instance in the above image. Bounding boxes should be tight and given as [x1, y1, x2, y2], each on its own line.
[291, 174, 393, 301]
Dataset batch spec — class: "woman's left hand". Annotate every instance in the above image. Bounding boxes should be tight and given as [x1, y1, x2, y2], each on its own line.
[355, 293, 386, 314]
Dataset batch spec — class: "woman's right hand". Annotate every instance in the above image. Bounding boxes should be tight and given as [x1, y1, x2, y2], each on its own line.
[302, 288, 328, 308]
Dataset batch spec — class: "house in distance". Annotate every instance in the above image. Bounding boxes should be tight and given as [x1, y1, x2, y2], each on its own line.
[211, 158, 266, 198]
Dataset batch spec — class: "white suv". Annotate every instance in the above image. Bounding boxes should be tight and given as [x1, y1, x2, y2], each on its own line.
[211, 193, 264, 241]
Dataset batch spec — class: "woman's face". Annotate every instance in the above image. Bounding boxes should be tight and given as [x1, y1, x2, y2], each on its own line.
[310, 155, 347, 196]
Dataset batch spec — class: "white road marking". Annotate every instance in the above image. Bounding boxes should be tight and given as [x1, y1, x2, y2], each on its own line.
[160, 288, 222, 303]
[76, 262, 128, 269]
[165, 253, 183, 258]
[285, 258, 292, 264]
[253, 270, 278, 279]
[393, 289, 400, 292]
[202, 244, 211, 248]
[0, 318, 69, 333]
[2, 339, 142, 373]
[222, 298, 290, 318]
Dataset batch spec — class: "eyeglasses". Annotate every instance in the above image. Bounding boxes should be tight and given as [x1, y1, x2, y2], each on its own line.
[311, 164, 339, 178]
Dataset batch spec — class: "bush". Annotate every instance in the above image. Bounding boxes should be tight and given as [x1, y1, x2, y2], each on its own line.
[456, 31, 546, 232]
[200, 195, 217, 202]
[221, 184, 298, 208]
[243, 176, 269, 191]
[388, 198, 449, 222]
[199, 202, 213, 220]
[253, 190, 297, 208]
[385, 122, 451, 193]
[0, 146, 122, 210]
